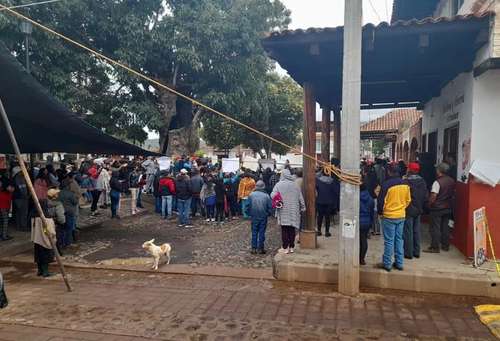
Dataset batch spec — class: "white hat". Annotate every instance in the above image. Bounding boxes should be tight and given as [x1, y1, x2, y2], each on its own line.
[180, 169, 188, 174]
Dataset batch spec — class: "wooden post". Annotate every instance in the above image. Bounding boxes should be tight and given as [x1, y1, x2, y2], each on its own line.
[321, 107, 331, 163]
[333, 108, 341, 160]
[339, 0, 362, 296]
[0, 98, 72, 292]
[300, 82, 317, 249]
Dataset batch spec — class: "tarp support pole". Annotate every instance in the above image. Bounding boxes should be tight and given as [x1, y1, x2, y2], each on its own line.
[0, 98, 72, 292]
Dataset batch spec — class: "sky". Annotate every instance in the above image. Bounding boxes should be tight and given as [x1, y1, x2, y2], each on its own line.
[278, 0, 395, 122]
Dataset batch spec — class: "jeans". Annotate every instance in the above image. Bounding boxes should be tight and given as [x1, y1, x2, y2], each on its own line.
[251, 218, 268, 249]
[155, 196, 162, 214]
[177, 198, 191, 225]
[317, 204, 332, 233]
[161, 196, 173, 218]
[206, 204, 215, 220]
[110, 190, 120, 217]
[382, 218, 405, 270]
[91, 190, 101, 212]
[226, 196, 238, 218]
[241, 199, 250, 219]
[64, 213, 76, 247]
[430, 209, 452, 250]
[136, 189, 143, 208]
[404, 215, 421, 258]
[191, 196, 202, 217]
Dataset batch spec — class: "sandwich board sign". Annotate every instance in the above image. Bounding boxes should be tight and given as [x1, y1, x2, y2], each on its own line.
[473, 207, 488, 268]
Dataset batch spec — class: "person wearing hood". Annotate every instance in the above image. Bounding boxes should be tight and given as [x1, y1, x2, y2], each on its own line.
[248, 180, 272, 254]
[190, 169, 205, 218]
[271, 169, 305, 254]
[109, 171, 123, 219]
[359, 183, 375, 265]
[238, 173, 256, 219]
[59, 178, 79, 247]
[158, 171, 176, 219]
[214, 177, 226, 224]
[404, 162, 429, 259]
[12, 165, 30, 231]
[315, 169, 340, 237]
[201, 175, 216, 222]
[47, 188, 66, 254]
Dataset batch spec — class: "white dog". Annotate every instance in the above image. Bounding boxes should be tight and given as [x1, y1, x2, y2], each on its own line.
[142, 239, 172, 270]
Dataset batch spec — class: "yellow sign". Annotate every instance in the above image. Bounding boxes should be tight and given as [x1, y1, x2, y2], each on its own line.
[473, 207, 488, 267]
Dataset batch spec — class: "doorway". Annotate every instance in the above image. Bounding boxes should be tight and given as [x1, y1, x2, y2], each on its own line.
[443, 124, 459, 179]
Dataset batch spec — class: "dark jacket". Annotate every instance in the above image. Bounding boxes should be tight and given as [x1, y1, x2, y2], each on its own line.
[248, 189, 272, 220]
[58, 188, 78, 216]
[359, 190, 375, 229]
[190, 174, 204, 195]
[158, 176, 176, 196]
[316, 175, 340, 207]
[214, 179, 225, 203]
[406, 174, 429, 217]
[110, 173, 123, 192]
[431, 174, 455, 211]
[175, 175, 192, 200]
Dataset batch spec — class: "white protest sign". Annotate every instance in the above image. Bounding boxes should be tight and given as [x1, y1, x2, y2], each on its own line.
[243, 157, 259, 171]
[260, 159, 275, 170]
[222, 158, 240, 173]
[158, 157, 171, 171]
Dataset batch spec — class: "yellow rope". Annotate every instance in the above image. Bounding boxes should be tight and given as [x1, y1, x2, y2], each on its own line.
[485, 213, 500, 278]
[0, 4, 362, 185]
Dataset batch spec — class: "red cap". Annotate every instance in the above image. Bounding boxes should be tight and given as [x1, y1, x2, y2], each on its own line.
[408, 162, 420, 173]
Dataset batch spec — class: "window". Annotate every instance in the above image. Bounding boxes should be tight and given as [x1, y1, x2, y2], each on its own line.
[315, 139, 321, 154]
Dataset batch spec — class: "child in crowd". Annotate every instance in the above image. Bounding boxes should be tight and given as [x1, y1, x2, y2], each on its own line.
[359, 183, 375, 265]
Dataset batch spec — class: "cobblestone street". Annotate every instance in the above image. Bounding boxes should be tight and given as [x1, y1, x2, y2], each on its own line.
[0, 263, 496, 340]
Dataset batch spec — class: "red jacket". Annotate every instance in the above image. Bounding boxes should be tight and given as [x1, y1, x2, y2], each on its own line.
[158, 177, 176, 196]
[0, 191, 12, 210]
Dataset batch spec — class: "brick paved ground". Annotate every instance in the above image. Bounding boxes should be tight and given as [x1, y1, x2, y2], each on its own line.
[0, 263, 496, 340]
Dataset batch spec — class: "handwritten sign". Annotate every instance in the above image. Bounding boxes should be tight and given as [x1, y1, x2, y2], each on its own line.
[222, 158, 240, 173]
[158, 157, 171, 171]
[473, 207, 488, 268]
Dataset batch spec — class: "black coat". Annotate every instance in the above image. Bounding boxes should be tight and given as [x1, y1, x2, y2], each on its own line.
[406, 175, 429, 217]
[175, 175, 192, 200]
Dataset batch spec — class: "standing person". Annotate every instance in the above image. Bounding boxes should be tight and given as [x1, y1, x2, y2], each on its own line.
[31, 202, 56, 277]
[214, 177, 226, 224]
[404, 162, 428, 259]
[271, 169, 305, 254]
[425, 162, 456, 253]
[158, 171, 176, 219]
[88, 162, 102, 216]
[34, 168, 49, 207]
[152, 168, 162, 214]
[359, 183, 375, 265]
[142, 157, 157, 194]
[109, 171, 123, 219]
[59, 179, 78, 247]
[190, 169, 204, 218]
[45, 164, 60, 188]
[200, 175, 216, 222]
[97, 165, 110, 209]
[315, 169, 339, 237]
[224, 174, 238, 220]
[376, 165, 411, 272]
[12, 166, 29, 231]
[175, 169, 193, 227]
[238, 173, 256, 220]
[47, 189, 66, 254]
[0, 177, 14, 241]
[248, 180, 272, 254]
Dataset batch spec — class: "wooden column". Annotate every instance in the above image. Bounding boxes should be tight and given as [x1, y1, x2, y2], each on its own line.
[339, 0, 362, 296]
[321, 107, 331, 163]
[333, 108, 341, 160]
[300, 82, 318, 249]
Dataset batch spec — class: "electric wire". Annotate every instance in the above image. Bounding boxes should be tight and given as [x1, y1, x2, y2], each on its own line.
[0, 3, 362, 185]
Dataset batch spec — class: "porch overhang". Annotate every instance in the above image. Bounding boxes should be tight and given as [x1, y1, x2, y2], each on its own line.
[262, 13, 493, 109]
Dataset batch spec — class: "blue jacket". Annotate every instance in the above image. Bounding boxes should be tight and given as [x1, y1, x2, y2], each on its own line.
[360, 190, 375, 229]
[247, 190, 272, 220]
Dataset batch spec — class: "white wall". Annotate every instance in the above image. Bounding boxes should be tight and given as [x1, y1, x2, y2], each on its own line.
[422, 72, 474, 181]
[471, 69, 500, 163]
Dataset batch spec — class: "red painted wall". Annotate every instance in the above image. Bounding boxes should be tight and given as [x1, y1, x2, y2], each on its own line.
[452, 176, 500, 258]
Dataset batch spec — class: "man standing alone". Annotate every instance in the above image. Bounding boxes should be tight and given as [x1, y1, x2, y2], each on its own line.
[377, 165, 411, 272]
[425, 162, 455, 253]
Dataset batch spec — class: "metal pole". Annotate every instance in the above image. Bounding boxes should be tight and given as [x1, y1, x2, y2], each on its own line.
[339, 0, 362, 296]
[25, 34, 30, 74]
[0, 99, 72, 292]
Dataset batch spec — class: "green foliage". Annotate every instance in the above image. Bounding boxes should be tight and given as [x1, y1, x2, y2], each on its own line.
[0, 0, 291, 146]
[372, 140, 387, 156]
[201, 73, 303, 156]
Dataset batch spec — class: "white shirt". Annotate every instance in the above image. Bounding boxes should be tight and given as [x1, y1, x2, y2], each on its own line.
[431, 180, 440, 194]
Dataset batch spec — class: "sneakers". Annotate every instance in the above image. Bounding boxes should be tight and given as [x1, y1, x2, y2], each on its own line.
[360, 259, 366, 265]
[251, 248, 257, 255]
[288, 248, 294, 254]
[392, 263, 404, 271]
[205, 218, 211, 222]
[278, 248, 288, 254]
[325, 232, 332, 238]
[316, 231, 322, 236]
[259, 249, 266, 255]
[178, 224, 185, 228]
[375, 263, 391, 272]
[423, 247, 440, 253]
[185, 224, 194, 228]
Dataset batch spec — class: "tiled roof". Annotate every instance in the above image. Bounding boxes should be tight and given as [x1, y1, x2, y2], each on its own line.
[265, 11, 494, 40]
[361, 109, 422, 133]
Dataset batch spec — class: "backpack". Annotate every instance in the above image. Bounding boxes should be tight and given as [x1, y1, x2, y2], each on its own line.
[158, 177, 172, 196]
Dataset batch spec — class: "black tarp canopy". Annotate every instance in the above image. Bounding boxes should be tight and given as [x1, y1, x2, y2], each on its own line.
[0, 42, 158, 156]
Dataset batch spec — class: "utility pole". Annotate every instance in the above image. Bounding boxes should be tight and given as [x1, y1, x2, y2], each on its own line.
[339, 0, 363, 296]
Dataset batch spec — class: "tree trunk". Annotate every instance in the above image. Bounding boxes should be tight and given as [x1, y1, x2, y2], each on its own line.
[158, 90, 177, 154]
[166, 108, 202, 156]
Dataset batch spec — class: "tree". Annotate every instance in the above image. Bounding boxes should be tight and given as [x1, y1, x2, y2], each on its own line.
[201, 73, 303, 158]
[0, 0, 291, 154]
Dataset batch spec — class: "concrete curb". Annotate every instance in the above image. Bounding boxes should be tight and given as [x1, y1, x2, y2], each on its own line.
[273, 256, 500, 298]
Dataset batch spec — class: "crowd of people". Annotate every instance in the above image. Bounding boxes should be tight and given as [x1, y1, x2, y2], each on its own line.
[0, 152, 457, 276]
